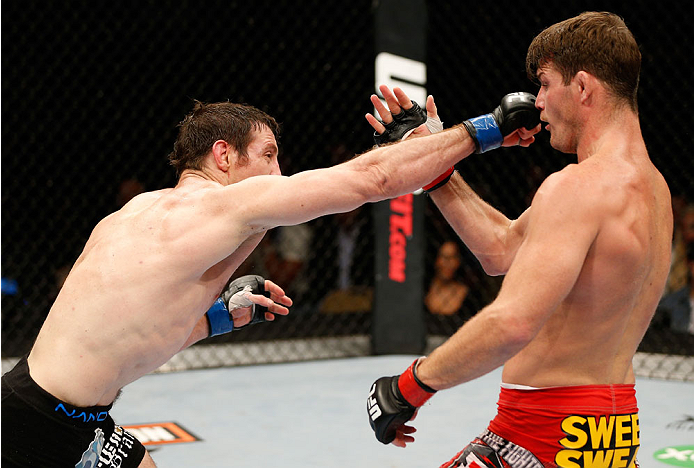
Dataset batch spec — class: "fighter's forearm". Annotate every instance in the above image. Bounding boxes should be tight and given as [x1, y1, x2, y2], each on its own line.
[361, 124, 476, 201]
[415, 302, 531, 390]
[430, 172, 522, 276]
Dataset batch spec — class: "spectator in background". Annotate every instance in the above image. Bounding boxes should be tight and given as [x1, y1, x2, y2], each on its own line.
[319, 143, 375, 314]
[318, 206, 374, 314]
[666, 201, 694, 294]
[658, 242, 694, 334]
[47, 263, 72, 303]
[425, 240, 469, 316]
[236, 224, 313, 309]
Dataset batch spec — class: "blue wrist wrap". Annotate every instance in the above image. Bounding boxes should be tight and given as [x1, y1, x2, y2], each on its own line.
[206, 298, 234, 337]
[468, 114, 503, 153]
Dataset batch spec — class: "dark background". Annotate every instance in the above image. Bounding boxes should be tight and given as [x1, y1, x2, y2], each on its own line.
[2, 1, 692, 359]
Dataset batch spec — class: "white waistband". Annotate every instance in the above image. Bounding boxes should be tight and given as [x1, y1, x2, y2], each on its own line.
[500, 382, 547, 391]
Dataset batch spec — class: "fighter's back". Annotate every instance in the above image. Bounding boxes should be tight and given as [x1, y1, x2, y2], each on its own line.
[28, 182, 257, 406]
[503, 144, 673, 387]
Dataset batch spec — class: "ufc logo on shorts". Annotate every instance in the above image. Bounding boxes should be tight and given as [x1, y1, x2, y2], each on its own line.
[367, 384, 382, 420]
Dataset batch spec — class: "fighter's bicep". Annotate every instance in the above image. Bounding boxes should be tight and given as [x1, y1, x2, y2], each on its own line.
[227, 166, 374, 230]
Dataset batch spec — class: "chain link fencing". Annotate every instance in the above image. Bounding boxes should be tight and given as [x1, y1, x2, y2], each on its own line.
[2, 0, 692, 380]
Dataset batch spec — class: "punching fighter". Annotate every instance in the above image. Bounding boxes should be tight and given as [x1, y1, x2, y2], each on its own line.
[1, 93, 539, 466]
[365, 12, 672, 468]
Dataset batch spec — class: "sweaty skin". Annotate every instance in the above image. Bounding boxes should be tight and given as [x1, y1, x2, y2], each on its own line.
[420, 66, 672, 390]
[27, 183, 269, 406]
[368, 74, 672, 447]
[27, 111, 538, 409]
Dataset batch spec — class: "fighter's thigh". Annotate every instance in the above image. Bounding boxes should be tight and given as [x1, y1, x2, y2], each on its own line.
[138, 450, 157, 467]
[441, 438, 509, 468]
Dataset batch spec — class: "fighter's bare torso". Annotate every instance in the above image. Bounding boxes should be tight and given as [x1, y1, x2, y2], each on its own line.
[27, 179, 264, 406]
[502, 135, 672, 387]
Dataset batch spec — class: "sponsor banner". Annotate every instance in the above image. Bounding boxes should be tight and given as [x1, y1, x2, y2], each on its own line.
[123, 422, 201, 447]
[654, 445, 694, 467]
[371, 0, 427, 355]
[373, 193, 425, 354]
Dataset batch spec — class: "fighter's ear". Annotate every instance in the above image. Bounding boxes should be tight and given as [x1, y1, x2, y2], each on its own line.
[574, 71, 597, 106]
[211, 140, 233, 172]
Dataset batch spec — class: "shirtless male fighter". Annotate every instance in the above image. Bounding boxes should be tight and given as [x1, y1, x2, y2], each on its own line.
[366, 12, 672, 468]
[1, 93, 539, 466]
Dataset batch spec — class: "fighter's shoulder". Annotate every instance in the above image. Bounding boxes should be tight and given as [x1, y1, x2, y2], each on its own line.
[527, 164, 604, 231]
[532, 164, 598, 207]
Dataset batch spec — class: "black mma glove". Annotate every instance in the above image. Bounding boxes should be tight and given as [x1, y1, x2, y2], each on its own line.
[462, 92, 540, 153]
[367, 358, 436, 444]
[372, 99, 451, 193]
[205, 275, 272, 337]
[373, 100, 428, 146]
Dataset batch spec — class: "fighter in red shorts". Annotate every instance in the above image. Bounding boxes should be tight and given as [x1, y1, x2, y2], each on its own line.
[366, 12, 669, 468]
[439, 383, 640, 467]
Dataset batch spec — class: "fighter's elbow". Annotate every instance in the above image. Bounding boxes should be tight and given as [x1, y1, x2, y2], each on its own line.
[362, 162, 392, 201]
[479, 260, 508, 277]
[489, 308, 537, 351]
[478, 221, 520, 276]
[478, 255, 512, 277]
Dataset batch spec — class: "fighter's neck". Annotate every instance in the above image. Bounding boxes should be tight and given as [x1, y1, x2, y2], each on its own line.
[576, 111, 643, 163]
[178, 169, 225, 187]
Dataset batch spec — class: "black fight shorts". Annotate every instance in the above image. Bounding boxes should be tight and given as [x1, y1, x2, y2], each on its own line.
[1, 356, 146, 467]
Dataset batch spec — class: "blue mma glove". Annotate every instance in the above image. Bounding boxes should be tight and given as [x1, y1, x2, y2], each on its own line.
[463, 92, 540, 153]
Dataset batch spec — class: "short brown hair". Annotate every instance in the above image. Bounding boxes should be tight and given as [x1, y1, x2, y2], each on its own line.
[526, 11, 641, 111]
[168, 101, 280, 176]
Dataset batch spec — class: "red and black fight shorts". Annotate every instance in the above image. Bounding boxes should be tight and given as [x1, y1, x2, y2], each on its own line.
[441, 383, 641, 468]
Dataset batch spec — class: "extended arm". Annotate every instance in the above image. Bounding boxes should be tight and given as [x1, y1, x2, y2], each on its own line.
[229, 123, 478, 232]
[367, 86, 540, 275]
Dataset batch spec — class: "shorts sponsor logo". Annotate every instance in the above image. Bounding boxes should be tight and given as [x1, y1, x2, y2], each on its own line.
[480, 431, 544, 468]
[555, 413, 639, 467]
[75, 428, 104, 468]
[96, 425, 137, 468]
[654, 445, 694, 467]
[122, 422, 200, 446]
[55, 403, 109, 423]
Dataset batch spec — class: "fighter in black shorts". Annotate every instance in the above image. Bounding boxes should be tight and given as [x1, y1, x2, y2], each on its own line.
[2, 275, 278, 467]
[2, 356, 146, 467]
